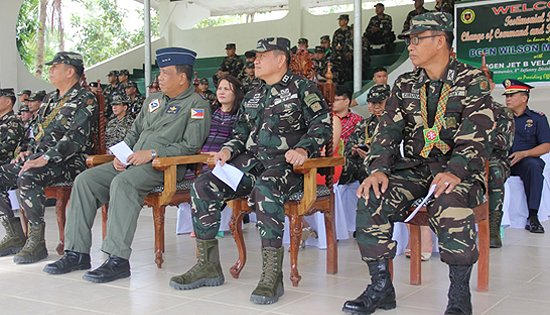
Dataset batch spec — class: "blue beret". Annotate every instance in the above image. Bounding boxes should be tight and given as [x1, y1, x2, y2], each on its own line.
[156, 47, 197, 68]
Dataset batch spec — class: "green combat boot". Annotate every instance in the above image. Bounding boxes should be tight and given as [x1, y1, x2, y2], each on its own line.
[250, 247, 284, 305]
[0, 216, 26, 256]
[13, 221, 48, 264]
[169, 238, 224, 290]
[489, 210, 503, 248]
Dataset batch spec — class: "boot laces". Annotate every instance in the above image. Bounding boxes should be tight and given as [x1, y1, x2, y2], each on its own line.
[259, 250, 278, 285]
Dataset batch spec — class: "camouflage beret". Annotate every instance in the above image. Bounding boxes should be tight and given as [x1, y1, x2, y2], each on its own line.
[0, 88, 15, 98]
[119, 69, 130, 76]
[111, 94, 130, 105]
[27, 90, 46, 102]
[45, 51, 84, 69]
[367, 84, 391, 103]
[17, 89, 31, 96]
[125, 81, 138, 88]
[399, 12, 453, 38]
[255, 37, 291, 54]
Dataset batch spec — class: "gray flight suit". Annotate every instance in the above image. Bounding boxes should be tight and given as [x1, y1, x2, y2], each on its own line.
[64, 86, 211, 259]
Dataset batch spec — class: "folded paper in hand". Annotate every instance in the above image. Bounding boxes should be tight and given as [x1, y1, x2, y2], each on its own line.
[212, 161, 244, 191]
[404, 184, 436, 223]
[109, 141, 134, 166]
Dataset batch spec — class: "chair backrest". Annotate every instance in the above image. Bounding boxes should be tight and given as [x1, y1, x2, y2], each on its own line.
[80, 74, 107, 155]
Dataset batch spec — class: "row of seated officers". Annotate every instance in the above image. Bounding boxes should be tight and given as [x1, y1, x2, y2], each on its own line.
[0, 12, 548, 315]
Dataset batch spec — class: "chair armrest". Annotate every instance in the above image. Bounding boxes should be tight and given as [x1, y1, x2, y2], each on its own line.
[86, 154, 114, 167]
[293, 156, 344, 174]
[152, 154, 209, 171]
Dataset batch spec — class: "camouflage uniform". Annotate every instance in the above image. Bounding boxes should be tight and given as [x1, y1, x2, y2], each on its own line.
[364, 14, 396, 47]
[402, 7, 430, 33]
[0, 83, 97, 223]
[0, 111, 25, 165]
[103, 83, 120, 119]
[105, 114, 135, 149]
[339, 116, 378, 185]
[435, 0, 454, 15]
[357, 57, 494, 266]
[214, 55, 244, 86]
[332, 24, 354, 84]
[241, 75, 262, 94]
[128, 94, 145, 119]
[487, 101, 514, 242]
[191, 70, 332, 246]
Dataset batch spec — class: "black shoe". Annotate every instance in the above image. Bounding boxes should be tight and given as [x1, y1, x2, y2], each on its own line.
[82, 255, 130, 283]
[525, 216, 545, 234]
[43, 251, 91, 274]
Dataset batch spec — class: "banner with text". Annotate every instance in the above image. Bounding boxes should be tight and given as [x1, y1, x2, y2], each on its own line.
[456, 0, 550, 85]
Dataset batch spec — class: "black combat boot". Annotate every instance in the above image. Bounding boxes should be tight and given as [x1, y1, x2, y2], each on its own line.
[342, 259, 396, 315]
[444, 265, 473, 315]
[0, 216, 26, 256]
[250, 247, 284, 305]
[82, 255, 130, 283]
[170, 238, 224, 290]
[13, 221, 47, 264]
[43, 250, 91, 274]
[489, 210, 503, 248]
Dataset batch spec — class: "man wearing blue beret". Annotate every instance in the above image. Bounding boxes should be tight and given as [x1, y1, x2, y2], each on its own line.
[44, 47, 211, 283]
[503, 79, 550, 233]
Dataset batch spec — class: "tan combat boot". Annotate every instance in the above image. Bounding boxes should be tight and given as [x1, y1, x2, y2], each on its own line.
[13, 221, 48, 264]
[169, 238, 224, 290]
[0, 216, 26, 256]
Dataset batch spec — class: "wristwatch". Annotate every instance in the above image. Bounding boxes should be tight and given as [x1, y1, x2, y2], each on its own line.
[151, 149, 157, 159]
[42, 154, 50, 162]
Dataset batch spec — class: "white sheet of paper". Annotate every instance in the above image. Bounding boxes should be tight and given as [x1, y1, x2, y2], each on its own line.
[404, 184, 437, 223]
[108, 141, 134, 166]
[211, 161, 244, 191]
[8, 190, 19, 210]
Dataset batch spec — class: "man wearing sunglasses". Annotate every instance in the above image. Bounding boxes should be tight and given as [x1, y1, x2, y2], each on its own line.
[343, 12, 494, 315]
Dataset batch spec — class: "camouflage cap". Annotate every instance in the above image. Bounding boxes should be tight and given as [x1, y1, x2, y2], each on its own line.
[374, 2, 384, 7]
[320, 35, 330, 42]
[45, 51, 84, 69]
[298, 38, 308, 45]
[338, 14, 349, 20]
[111, 94, 130, 105]
[245, 61, 255, 69]
[398, 12, 453, 38]
[314, 46, 325, 53]
[225, 43, 236, 50]
[244, 50, 256, 59]
[0, 88, 15, 98]
[254, 37, 291, 54]
[125, 81, 138, 88]
[107, 70, 119, 77]
[18, 104, 30, 113]
[367, 84, 391, 103]
[119, 69, 130, 76]
[89, 82, 99, 88]
[17, 89, 31, 96]
[27, 90, 46, 102]
[199, 78, 209, 85]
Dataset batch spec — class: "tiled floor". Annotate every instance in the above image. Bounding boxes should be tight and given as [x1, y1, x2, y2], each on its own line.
[1, 206, 549, 315]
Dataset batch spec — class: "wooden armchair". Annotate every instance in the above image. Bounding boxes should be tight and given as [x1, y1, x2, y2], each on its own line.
[227, 50, 342, 287]
[86, 154, 208, 268]
[21, 78, 106, 255]
[396, 163, 490, 292]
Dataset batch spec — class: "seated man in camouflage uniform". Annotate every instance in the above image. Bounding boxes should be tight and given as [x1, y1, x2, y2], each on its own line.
[0, 89, 24, 166]
[105, 95, 135, 149]
[0, 52, 97, 264]
[170, 37, 331, 305]
[343, 13, 494, 315]
[44, 47, 211, 284]
[364, 3, 396, 52]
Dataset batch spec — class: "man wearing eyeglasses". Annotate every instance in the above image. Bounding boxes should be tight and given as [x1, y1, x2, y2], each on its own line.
[343, 12, 494, 315]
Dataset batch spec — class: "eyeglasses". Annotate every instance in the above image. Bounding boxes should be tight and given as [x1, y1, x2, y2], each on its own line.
[405, 34, 442, 46]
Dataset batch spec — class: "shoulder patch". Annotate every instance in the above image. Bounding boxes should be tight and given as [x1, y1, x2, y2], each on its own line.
[304, 93, 321, 107]
[191, 108, 205, 119]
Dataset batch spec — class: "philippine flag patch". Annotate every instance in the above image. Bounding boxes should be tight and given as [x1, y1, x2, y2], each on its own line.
[191, 108, 205, 119]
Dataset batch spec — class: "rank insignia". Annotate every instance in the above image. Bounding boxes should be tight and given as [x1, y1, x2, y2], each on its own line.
[526, 119, 534, 128]
[191, 108, 205, 119]
[149, 99, 160, 112]
[445, 117, 457, 129]
[166, 105, 181, 114]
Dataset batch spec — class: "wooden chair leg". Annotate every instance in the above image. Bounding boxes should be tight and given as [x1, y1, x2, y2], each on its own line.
[409, 224, 422, 285]
[323, 204, 337, 274]
[288, 214, 303, 287]
[55, 189, 70, 255]
[388, 259, 394, 280]
[229, 205, 247, 279]
[101, 204, 108, 240]
[153, 205, 166, 268]
[477, 217, 489, 292]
